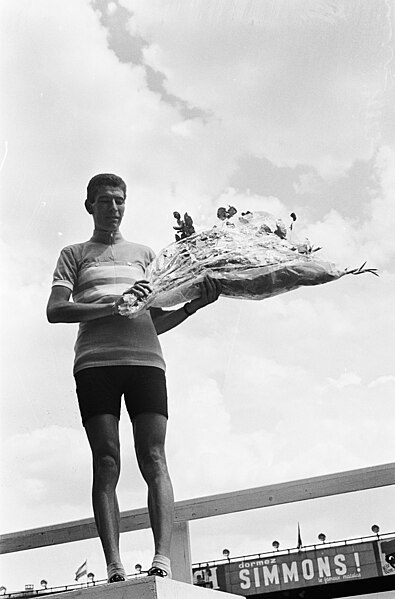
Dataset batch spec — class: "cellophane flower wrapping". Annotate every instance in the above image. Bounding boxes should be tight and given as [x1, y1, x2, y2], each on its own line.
[120, 211, 365, 318]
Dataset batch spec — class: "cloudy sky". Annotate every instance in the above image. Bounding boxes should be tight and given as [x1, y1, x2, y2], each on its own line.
[1, 0, 394, 593]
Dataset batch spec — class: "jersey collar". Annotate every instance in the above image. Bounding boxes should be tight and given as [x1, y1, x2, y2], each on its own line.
[91, 229, 124, 244]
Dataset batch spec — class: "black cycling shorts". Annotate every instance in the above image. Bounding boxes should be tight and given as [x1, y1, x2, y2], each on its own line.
[74, 366, 168, 426]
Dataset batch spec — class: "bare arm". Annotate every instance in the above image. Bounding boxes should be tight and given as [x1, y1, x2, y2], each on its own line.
[46, 286, 114, 323]
[150, 277, 221, 335]
[150, 306, 189, 335]
[47, 280, 152, 324]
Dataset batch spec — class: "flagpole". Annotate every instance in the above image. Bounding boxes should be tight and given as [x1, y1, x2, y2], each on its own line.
[297, 522, 303, 551]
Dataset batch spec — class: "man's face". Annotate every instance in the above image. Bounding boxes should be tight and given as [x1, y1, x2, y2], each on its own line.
[88, 186, 126, 232]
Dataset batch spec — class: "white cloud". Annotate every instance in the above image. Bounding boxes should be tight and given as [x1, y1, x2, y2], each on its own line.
[368, 375, 395, 388]
[1, 427, 91, 529]
[211, 188, 290, 223]
[107, 2, 117, 16]
[297, 146, 395, 269]
[1, 0, 236, 252]
[293, 171, 323, 195]
[125, 0, 392, 179]
[327, 372, 362, 389]
[167, 376, 276, 496]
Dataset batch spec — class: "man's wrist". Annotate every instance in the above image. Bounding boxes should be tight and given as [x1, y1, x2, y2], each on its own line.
[111, 301, 120, 316]
[183, 302, 197, 317]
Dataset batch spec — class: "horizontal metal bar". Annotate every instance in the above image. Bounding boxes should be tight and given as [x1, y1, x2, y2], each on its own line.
[1, 462, 393, 555]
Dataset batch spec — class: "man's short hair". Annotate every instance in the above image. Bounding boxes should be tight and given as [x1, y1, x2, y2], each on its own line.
[86, 174, 127, 204]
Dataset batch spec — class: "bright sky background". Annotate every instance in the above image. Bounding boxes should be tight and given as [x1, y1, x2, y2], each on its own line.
[1, 0, 395, 593]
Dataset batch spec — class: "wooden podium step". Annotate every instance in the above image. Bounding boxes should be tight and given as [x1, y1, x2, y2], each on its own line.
[45, 576, 243, 599]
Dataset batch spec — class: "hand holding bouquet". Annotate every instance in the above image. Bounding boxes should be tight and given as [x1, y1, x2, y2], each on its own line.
[120, 209, 377, 317]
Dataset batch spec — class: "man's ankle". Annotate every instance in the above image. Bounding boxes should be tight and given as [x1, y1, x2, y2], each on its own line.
[107, 561, 126, 581]
[151, 554, 172, 578]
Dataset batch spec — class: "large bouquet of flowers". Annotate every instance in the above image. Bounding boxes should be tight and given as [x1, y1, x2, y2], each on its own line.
[119, 208, 377, 317]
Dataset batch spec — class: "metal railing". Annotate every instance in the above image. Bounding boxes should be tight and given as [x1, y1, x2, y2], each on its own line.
[193, 531, 395, 569]
[0, 574, 143, 599]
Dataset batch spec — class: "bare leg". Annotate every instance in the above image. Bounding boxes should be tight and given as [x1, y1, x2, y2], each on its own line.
[85, 414, 122, 566]
[133, 412, 174, 558]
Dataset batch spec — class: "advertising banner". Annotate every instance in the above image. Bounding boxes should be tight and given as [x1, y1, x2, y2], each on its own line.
[193, 540, 388, 595]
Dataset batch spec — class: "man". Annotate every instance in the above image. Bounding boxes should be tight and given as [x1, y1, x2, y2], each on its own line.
[47, 174, 221, 583]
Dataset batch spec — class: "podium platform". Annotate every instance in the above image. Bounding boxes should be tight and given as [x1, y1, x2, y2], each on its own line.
[45, 577, 243, 599]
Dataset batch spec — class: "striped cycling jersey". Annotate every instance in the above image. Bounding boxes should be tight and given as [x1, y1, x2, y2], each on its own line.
[51, 230, 165, 374]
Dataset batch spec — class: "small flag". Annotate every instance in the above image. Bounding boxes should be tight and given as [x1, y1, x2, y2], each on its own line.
[297, 522, 303, 550]
[75, 560, 87, 581]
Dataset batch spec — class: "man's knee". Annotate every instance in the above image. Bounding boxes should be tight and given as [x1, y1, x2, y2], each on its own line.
[138, 445, 167, 480]
[93, 448, 121, 483]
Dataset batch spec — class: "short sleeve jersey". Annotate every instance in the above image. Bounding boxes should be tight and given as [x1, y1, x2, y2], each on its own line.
[51, 233, 165, 374]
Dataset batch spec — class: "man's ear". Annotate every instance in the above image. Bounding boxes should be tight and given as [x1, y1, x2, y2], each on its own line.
[85, 199, 93, 214]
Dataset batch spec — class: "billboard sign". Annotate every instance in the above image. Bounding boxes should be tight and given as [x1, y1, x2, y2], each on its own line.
[193, 540, 391, 595]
